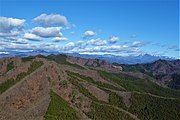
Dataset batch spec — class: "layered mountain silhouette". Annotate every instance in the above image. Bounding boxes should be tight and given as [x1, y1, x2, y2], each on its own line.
[0, 54, 179, 120]
[0, 50, 174, 64]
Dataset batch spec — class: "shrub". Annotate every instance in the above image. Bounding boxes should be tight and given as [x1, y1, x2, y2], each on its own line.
[44, 90, 78, 120]
[7, 61, 14, 72]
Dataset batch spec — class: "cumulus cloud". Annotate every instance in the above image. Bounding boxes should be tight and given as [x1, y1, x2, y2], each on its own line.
[0, 17, 25, 33]
[31, 27, 62, 38]
[0, 52, 9, 55]
[83, 30, 96, 38]
[53, 37, 68, 42]
[87, 38, 107, 46]
[0, 15, 148, 56]
[67, 43, 141, 55]
[33, 13, 69, 27]
[24, 33, 43, 41]
[0, 17, 25, 40]
[109, 36, 119, 43]
[93, 45, 128, 52]
[131, 41, 144, 47]
[13, 38, 28, 44]
[1, 42, 38, 51]
[62, 42, 76, 51]
[0, 31, 20, 37]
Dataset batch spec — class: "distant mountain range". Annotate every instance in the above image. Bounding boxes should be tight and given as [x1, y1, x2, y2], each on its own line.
[67, 53, 175, 64]
[0, 50, 175, 64]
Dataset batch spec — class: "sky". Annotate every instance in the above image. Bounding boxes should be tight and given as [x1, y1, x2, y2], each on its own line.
[0, 0, 179, 58]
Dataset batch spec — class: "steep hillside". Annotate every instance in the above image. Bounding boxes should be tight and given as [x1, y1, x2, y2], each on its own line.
[121, 59, 180, 90]
[0, 55, 179, 120]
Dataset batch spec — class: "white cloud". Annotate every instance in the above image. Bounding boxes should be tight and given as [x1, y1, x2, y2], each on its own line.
[62, 42, 76, 51]
[65, 42, 75, 47]
[131, 41, 144, 47]
[1, 42, 38, 50]
[24, 33, 43, 41]
[0, 31, 20, 37]
[0, 17, 25, 39]
[0, 52, 9, 55]
[67, 43, 141, 55]
[87, 38, 107, 46]
[13, 38, 28, 44]
[53, 37, 68, 42]
[0, 15, 148, 56]
[0, 17, 25, 33]
[32, 27, 62, 38]
[83, 30, 96, 38]
[33, 13, 69, 27]
[109, 36, 119, 43]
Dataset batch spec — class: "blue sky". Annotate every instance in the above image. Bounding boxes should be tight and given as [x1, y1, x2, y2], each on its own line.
[0, 0, 179, 58]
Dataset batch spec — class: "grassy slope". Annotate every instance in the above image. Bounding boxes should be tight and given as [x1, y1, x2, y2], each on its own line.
[99, 71, 180, 98]
[121, 64, 153, 77]
[86, 102, 133, 120]
[67, 71, 123, 91]
[99, 70, 180, 120]
[22, 55, 85, 69]
[21, 56, 35, 62]
[46, 55, 85, 70]
[67, 71, 134, 120]
[6, 61, 14, 72]
[44, 90, 78, 120]
[2, 55, 180, 120]
[129, 92, 180, 120]
[69, 76, 100, 102]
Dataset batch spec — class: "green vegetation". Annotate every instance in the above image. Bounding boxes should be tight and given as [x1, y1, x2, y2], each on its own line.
[60, 80, 68, 88]
[0, 61, 43, 94]
[68, 71, 134, 119]
[122, 64, 146, 72]
[21, 56, 35, 62]
[26, 61, 43, 74]
[69, 77, 99, 102]
[44, 90, 78, 120]
[67, 69, 180, 120]
[99, 71, 180, 98]
[46, 54, 85, 69]
[168, 73, 180, 90]
[108, 91, 127, 109]
[86, 102, 133, 120]
[67, 71, 122, 91]
[0, 79, 15, 94]
[129, 92, 180, 120]
[6, 61, 14, 72]
[122, 64, 153, 77]
[67, 71, 94, 83]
